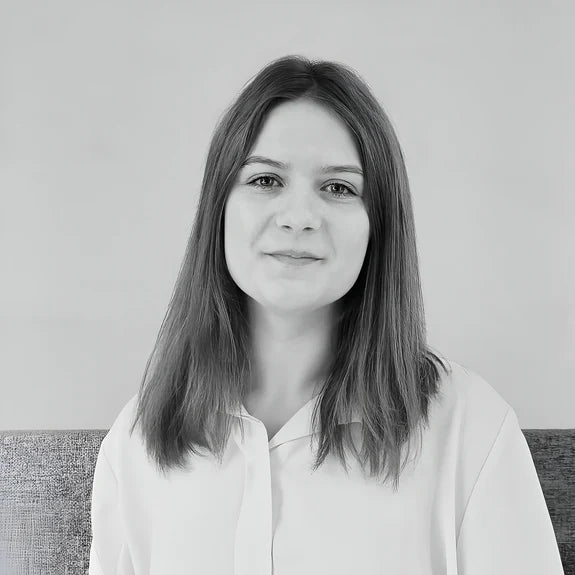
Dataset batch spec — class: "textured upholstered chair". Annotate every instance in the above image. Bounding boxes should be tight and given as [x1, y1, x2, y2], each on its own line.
[0, 429, 573, 575]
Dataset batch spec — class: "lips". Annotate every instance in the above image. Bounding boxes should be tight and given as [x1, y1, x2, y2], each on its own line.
[272, 254, 319, 260]
[267, 254, 320, 267]
[267, 251, 321, 259]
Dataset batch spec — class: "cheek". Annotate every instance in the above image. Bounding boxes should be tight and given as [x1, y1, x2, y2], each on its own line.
[338, 212, 370, 262]
[224, 200, 259, 276]
[340, 240, 368, 277]
[224, 197, 246, 250]
[225, 221, 248, 271]
[331, 216, 369, 287]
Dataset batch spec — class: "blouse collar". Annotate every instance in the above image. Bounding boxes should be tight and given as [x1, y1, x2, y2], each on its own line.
[226, 393, 362, 449]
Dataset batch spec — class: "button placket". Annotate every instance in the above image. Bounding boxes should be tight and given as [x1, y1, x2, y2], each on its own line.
[233, 417, 273, 575]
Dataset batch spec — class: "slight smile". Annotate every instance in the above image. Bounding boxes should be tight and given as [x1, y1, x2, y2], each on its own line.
[266, 254, 321, 267]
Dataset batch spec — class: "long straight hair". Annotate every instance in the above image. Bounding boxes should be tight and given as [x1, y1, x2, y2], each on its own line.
[129, 55, 450, 491]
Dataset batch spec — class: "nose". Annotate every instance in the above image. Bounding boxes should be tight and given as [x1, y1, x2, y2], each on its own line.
[274, 188, 322, 232]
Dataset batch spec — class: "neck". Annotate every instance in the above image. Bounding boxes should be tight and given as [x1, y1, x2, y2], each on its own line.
[246, 299, 337, 402]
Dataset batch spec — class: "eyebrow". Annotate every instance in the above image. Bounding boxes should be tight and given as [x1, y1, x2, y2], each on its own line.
[241, 155, 364, 177]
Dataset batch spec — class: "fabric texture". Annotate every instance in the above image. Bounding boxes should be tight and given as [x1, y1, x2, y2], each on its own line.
[0, 360, 572, 574]
[0, 430, 107, 575]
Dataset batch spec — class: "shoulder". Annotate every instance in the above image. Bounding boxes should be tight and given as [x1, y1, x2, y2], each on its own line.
[98, 392, 142, 469]
[425, 358, 519, 494]
[435, 358, 512, 423]
[426, 358, 516, 462]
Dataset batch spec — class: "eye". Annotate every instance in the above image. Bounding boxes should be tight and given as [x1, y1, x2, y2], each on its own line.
[247, 175, 357, 198]
[324, 182, 356, 198]
[248, 175, 278, 189]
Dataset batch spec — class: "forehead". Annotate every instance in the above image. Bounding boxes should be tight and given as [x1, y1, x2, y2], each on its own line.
[248, 100, 361, 168]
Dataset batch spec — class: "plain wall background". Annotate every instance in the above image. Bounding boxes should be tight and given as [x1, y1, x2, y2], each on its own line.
[1, 0, 573, 430]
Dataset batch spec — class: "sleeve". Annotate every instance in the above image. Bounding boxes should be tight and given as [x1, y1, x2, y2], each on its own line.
[456, 407, 565, 574]
[89, 439, 134, 575]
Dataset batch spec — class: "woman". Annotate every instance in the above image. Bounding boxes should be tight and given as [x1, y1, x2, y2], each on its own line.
[89, 55, 564, 574]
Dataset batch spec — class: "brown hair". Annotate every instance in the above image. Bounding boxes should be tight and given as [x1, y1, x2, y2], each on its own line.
[129, 54, 450, 492]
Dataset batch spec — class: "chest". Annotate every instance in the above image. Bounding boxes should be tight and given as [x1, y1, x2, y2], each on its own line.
[137, 437, 441, 575]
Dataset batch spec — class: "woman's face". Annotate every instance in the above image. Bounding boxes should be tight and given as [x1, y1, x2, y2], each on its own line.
[224, 98, 370, 316]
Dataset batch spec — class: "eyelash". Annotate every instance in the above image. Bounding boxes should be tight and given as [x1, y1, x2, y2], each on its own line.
[247, 175, 356, 198]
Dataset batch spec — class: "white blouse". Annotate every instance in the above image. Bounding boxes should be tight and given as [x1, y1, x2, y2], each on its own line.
[89, 360, 565, 574]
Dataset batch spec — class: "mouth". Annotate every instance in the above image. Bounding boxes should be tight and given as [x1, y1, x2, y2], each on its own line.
[266, 254, 321, 267]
